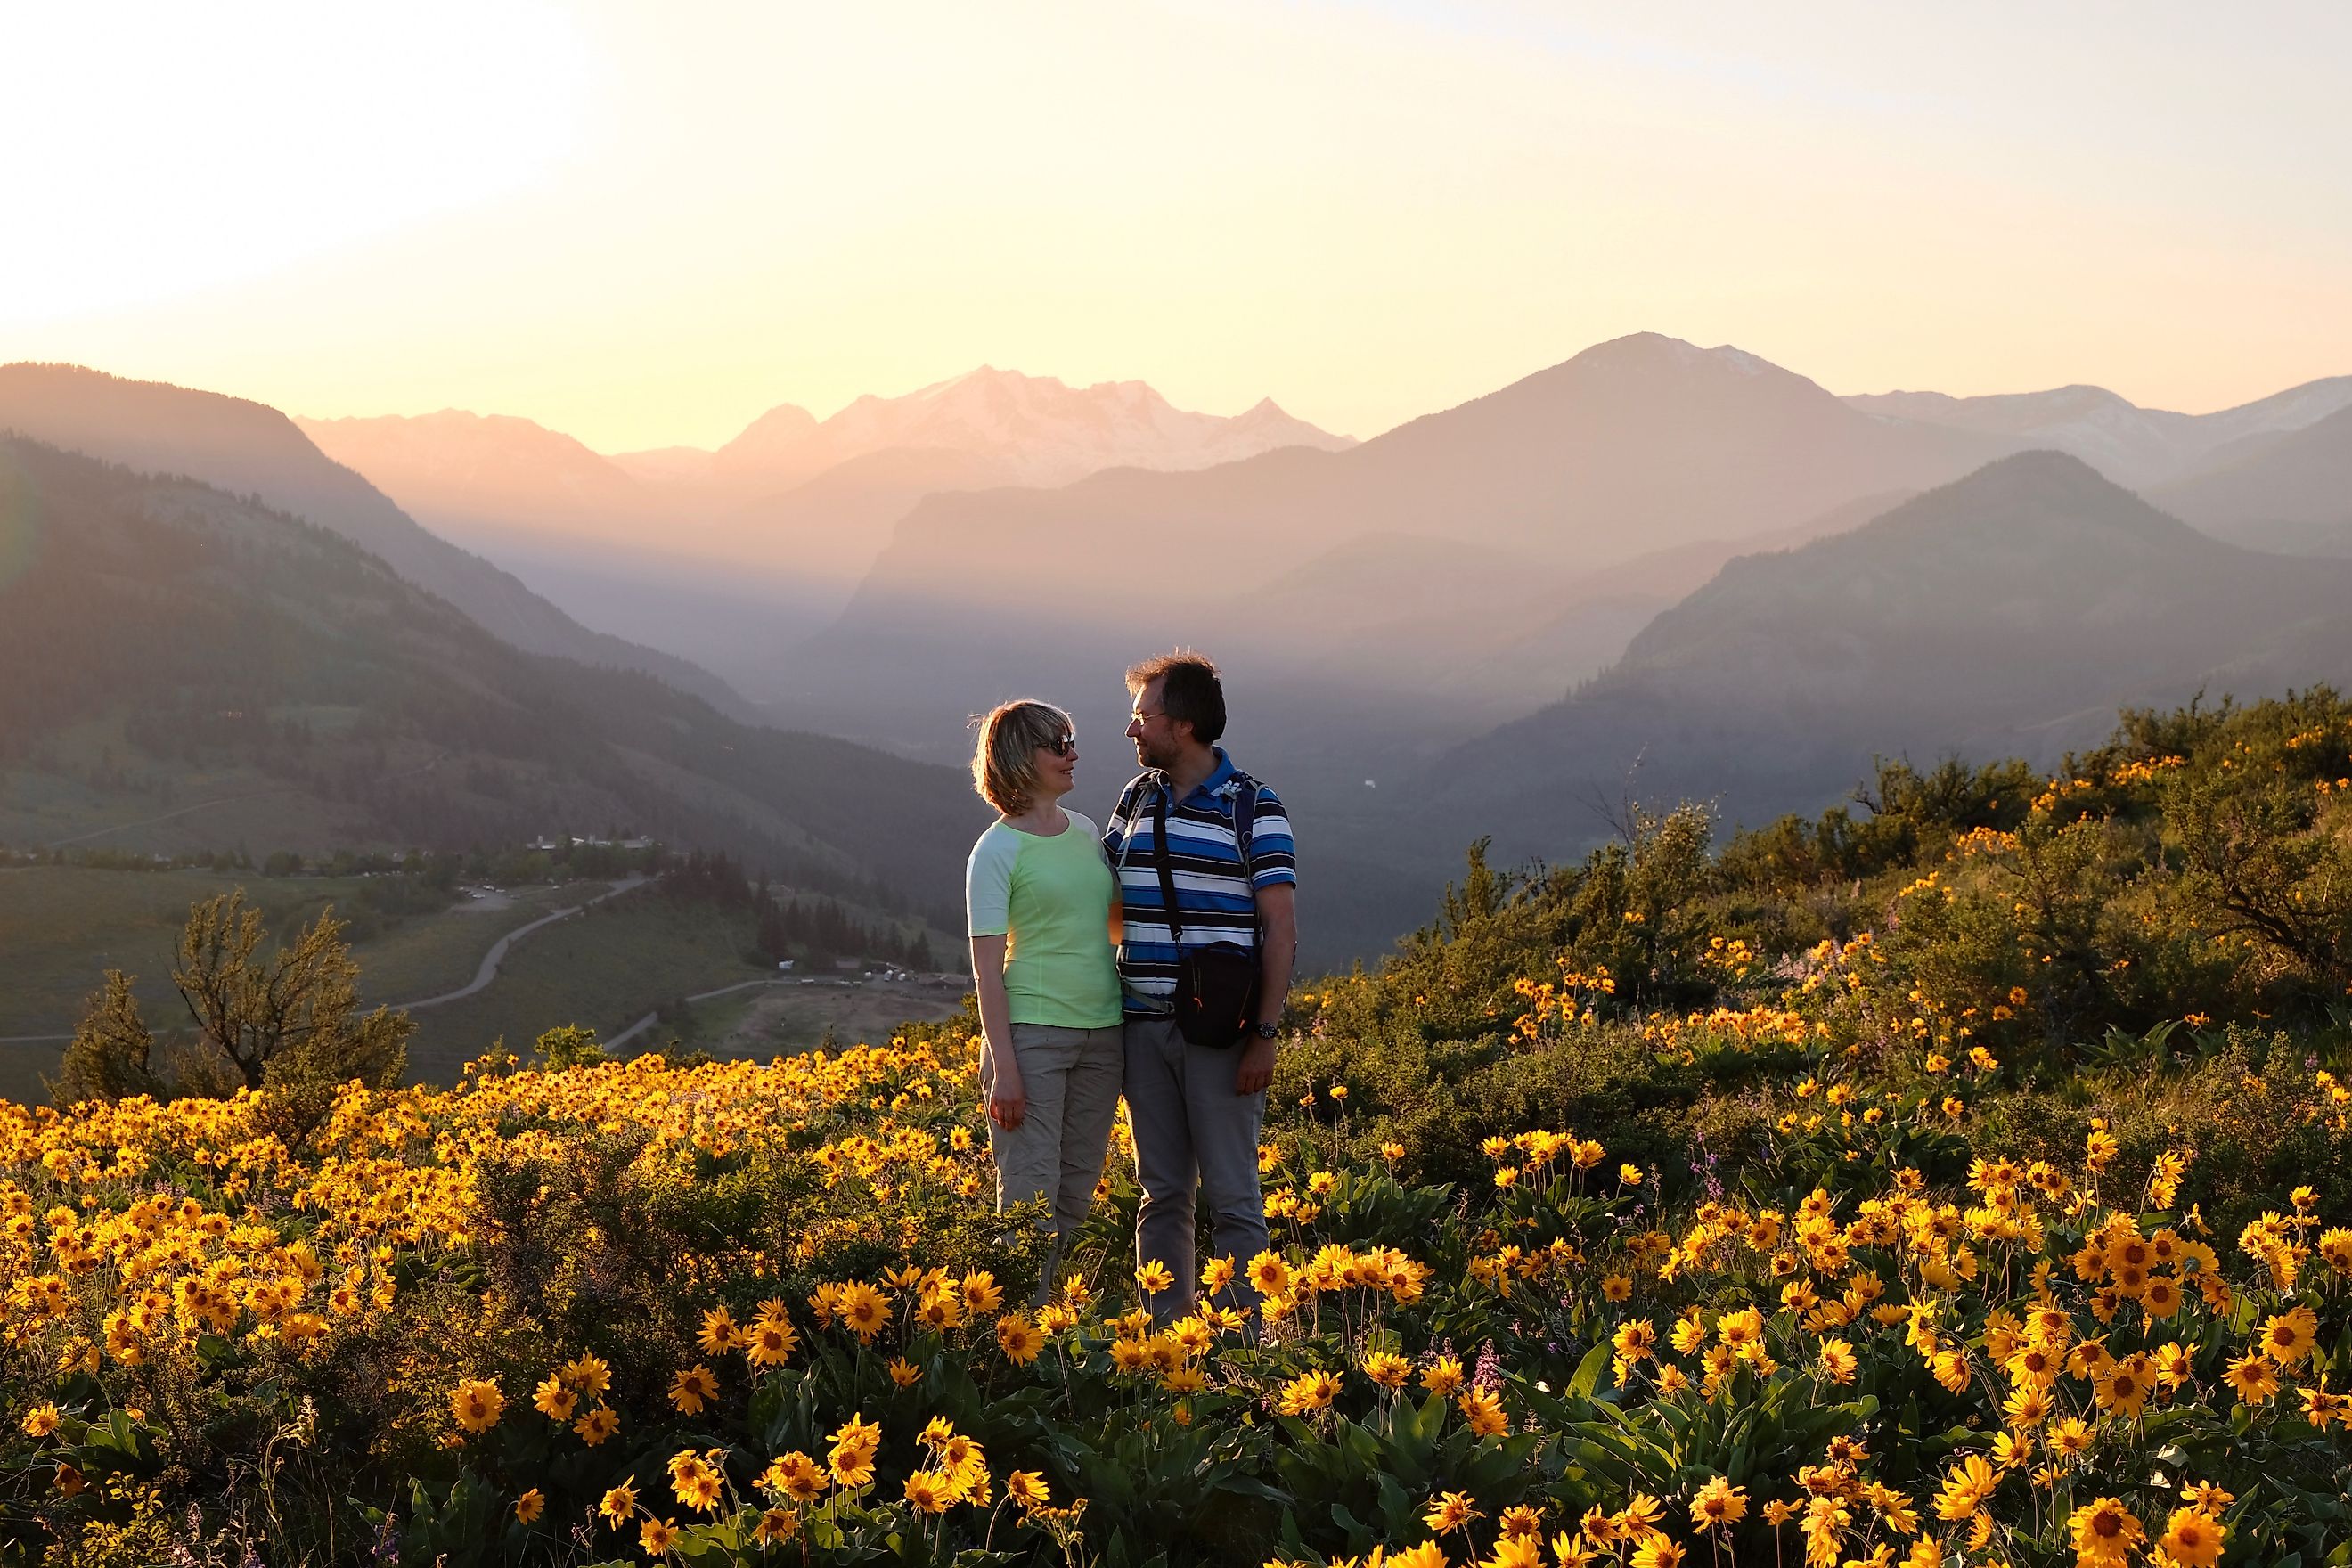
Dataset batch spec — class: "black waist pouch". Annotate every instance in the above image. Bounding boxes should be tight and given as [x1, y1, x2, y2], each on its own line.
[1151, 790, 1260, 1049]
[1174, 942, 1260, 1049]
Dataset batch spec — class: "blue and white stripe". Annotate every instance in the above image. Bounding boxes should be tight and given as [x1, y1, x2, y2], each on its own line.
[1101, 750, 1296, 1016]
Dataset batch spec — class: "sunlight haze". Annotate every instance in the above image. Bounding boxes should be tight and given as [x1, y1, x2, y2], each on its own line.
[8, 0, 2350, 449]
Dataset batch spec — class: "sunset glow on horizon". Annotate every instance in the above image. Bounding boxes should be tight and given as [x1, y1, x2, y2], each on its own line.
[8, 0, 2351, 451]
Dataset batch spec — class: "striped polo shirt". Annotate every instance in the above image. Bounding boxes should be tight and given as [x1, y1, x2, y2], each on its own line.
[1101, 749, 1297, 1016]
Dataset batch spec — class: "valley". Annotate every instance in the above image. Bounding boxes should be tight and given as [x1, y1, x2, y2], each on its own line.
[9, 328, 2352, 1051]
[0, 859, 961, 1103]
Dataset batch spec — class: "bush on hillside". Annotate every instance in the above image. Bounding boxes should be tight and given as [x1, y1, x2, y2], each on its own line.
[1282, 692, 2352, 1196]
[53, 891, 409, 1133]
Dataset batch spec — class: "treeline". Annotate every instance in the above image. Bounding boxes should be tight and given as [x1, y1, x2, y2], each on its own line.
[660, 850, 942, 972]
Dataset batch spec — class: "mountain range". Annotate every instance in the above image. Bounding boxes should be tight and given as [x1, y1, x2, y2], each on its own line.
[0, 396, 984, 921]
[1427, 451, 2352, 868]
[294, 368, 1354, 689]
[1845, 377, 2352, 490]
[777, 336, 2352, 759]
[13, 336, 2352, 965]
[0, 364, 755, 722]
[770, 335, 2017, 753]
[687, 365, 1356, 494]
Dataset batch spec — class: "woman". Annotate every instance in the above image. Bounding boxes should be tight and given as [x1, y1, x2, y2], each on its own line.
[965, 699, 1124, 1302]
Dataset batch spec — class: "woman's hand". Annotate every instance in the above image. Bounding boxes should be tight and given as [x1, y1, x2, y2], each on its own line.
[970, 935, 1022, 1129]
[987, 1058, 1027, 1130]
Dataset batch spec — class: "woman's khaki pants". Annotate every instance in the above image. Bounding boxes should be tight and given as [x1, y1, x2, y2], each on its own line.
[982, 1022, 1124, 1303]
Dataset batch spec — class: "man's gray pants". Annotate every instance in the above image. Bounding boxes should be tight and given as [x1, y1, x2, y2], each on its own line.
[1123, 1015, 1270, 1321]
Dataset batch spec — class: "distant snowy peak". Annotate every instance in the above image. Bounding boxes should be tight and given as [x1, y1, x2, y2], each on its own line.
[1842, 386, 2196, 487]
[2195, 375, 2352, 446]
[726, 401, 821, 448]
[710, 366, 1355, 492]
[1842, 376, 2352, 489]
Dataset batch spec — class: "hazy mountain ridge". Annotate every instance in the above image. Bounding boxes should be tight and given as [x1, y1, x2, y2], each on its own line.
[1844, 375, 2352, 488]
[2150, 404, 2352, 556]
[1426, 451, 2352, 867]
[293, 368, 1357, 688]
[0, 436, 983, 917]
[780, 332, 2018, 755]
[707, 366, 1357, 494]
[295, 409, 652, 536]
[763, 335, 2032, 962]
[0, 363, 753, 720]
[25, 340, 2352, 969]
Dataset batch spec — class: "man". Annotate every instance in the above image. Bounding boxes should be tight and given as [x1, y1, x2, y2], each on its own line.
[1102, 651, 1296, 1321]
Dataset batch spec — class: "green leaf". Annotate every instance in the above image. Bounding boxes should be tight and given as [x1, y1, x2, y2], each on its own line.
[1568, 1341, 1611, 1400]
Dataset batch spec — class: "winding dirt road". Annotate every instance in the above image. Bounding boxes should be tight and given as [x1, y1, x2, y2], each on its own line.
[395, 876, 647, 1010]
[0, 874, 648, 1047]
[603, 976, 811, 1050]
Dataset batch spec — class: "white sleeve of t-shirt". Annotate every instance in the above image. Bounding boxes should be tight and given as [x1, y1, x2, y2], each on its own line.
[965, 822, 1019, 938]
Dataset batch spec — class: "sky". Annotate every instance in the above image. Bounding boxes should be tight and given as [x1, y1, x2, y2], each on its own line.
[6, 0, 2350, 453]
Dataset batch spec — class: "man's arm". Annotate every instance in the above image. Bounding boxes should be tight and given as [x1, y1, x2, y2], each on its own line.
[1234, 881, 1296, 1095]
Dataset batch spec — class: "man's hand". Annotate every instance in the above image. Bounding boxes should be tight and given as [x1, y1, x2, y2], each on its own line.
[987, 1062, 1027, 1130]
[1249, 882, 1296, 1099]
[1234, 1035, 1276, 1096]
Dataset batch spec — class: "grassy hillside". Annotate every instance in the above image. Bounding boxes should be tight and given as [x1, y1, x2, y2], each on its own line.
[7, 689, 2351, 1565]
[0, 437, 988, 924]
[0, 857, 962, 1101]
[1298, 688, 2352, 1211]
[397, 890, 770, 1082]
[0, 867, 563, 1023]
[0, 866, 584, 1103]
[667, 975, 974, 1063]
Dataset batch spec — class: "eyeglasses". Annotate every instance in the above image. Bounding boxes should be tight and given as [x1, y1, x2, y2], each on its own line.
[1043, 733, 1076, 757]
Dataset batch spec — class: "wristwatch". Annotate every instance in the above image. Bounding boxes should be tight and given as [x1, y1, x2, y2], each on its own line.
[1254, 1022, 1279, 1041]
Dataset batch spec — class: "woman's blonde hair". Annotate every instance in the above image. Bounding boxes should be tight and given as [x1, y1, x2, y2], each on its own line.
[970, 699, 1072, 815]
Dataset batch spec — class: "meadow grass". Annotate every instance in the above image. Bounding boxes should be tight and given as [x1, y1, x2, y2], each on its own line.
[399, 890, 775, 1082]
[346, 882, 590, 1003]
[0, 862, 463, 1057]
[0, 865, 964, 1101]
[675, 975, 971, 1063]
[0, 869, 576, 1103]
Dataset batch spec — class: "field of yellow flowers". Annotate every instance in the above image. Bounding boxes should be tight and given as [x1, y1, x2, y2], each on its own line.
[12, 693, 2352, 1566]
[5, 1008, 2349, 1567]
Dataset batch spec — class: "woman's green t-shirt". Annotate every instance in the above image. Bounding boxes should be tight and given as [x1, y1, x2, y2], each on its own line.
[964, 810, 1123, 1029]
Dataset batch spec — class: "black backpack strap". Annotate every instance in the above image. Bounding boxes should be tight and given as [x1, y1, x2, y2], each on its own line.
[1229, 772, 1258, 881]
[1228, 772, 1262, 949]
[1149, 788, 1185, 947]
[1108, 774, 1151, 844]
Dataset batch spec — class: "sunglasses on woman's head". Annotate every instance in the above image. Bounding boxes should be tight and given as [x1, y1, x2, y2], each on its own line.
[1043, 733, 1076, 757]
